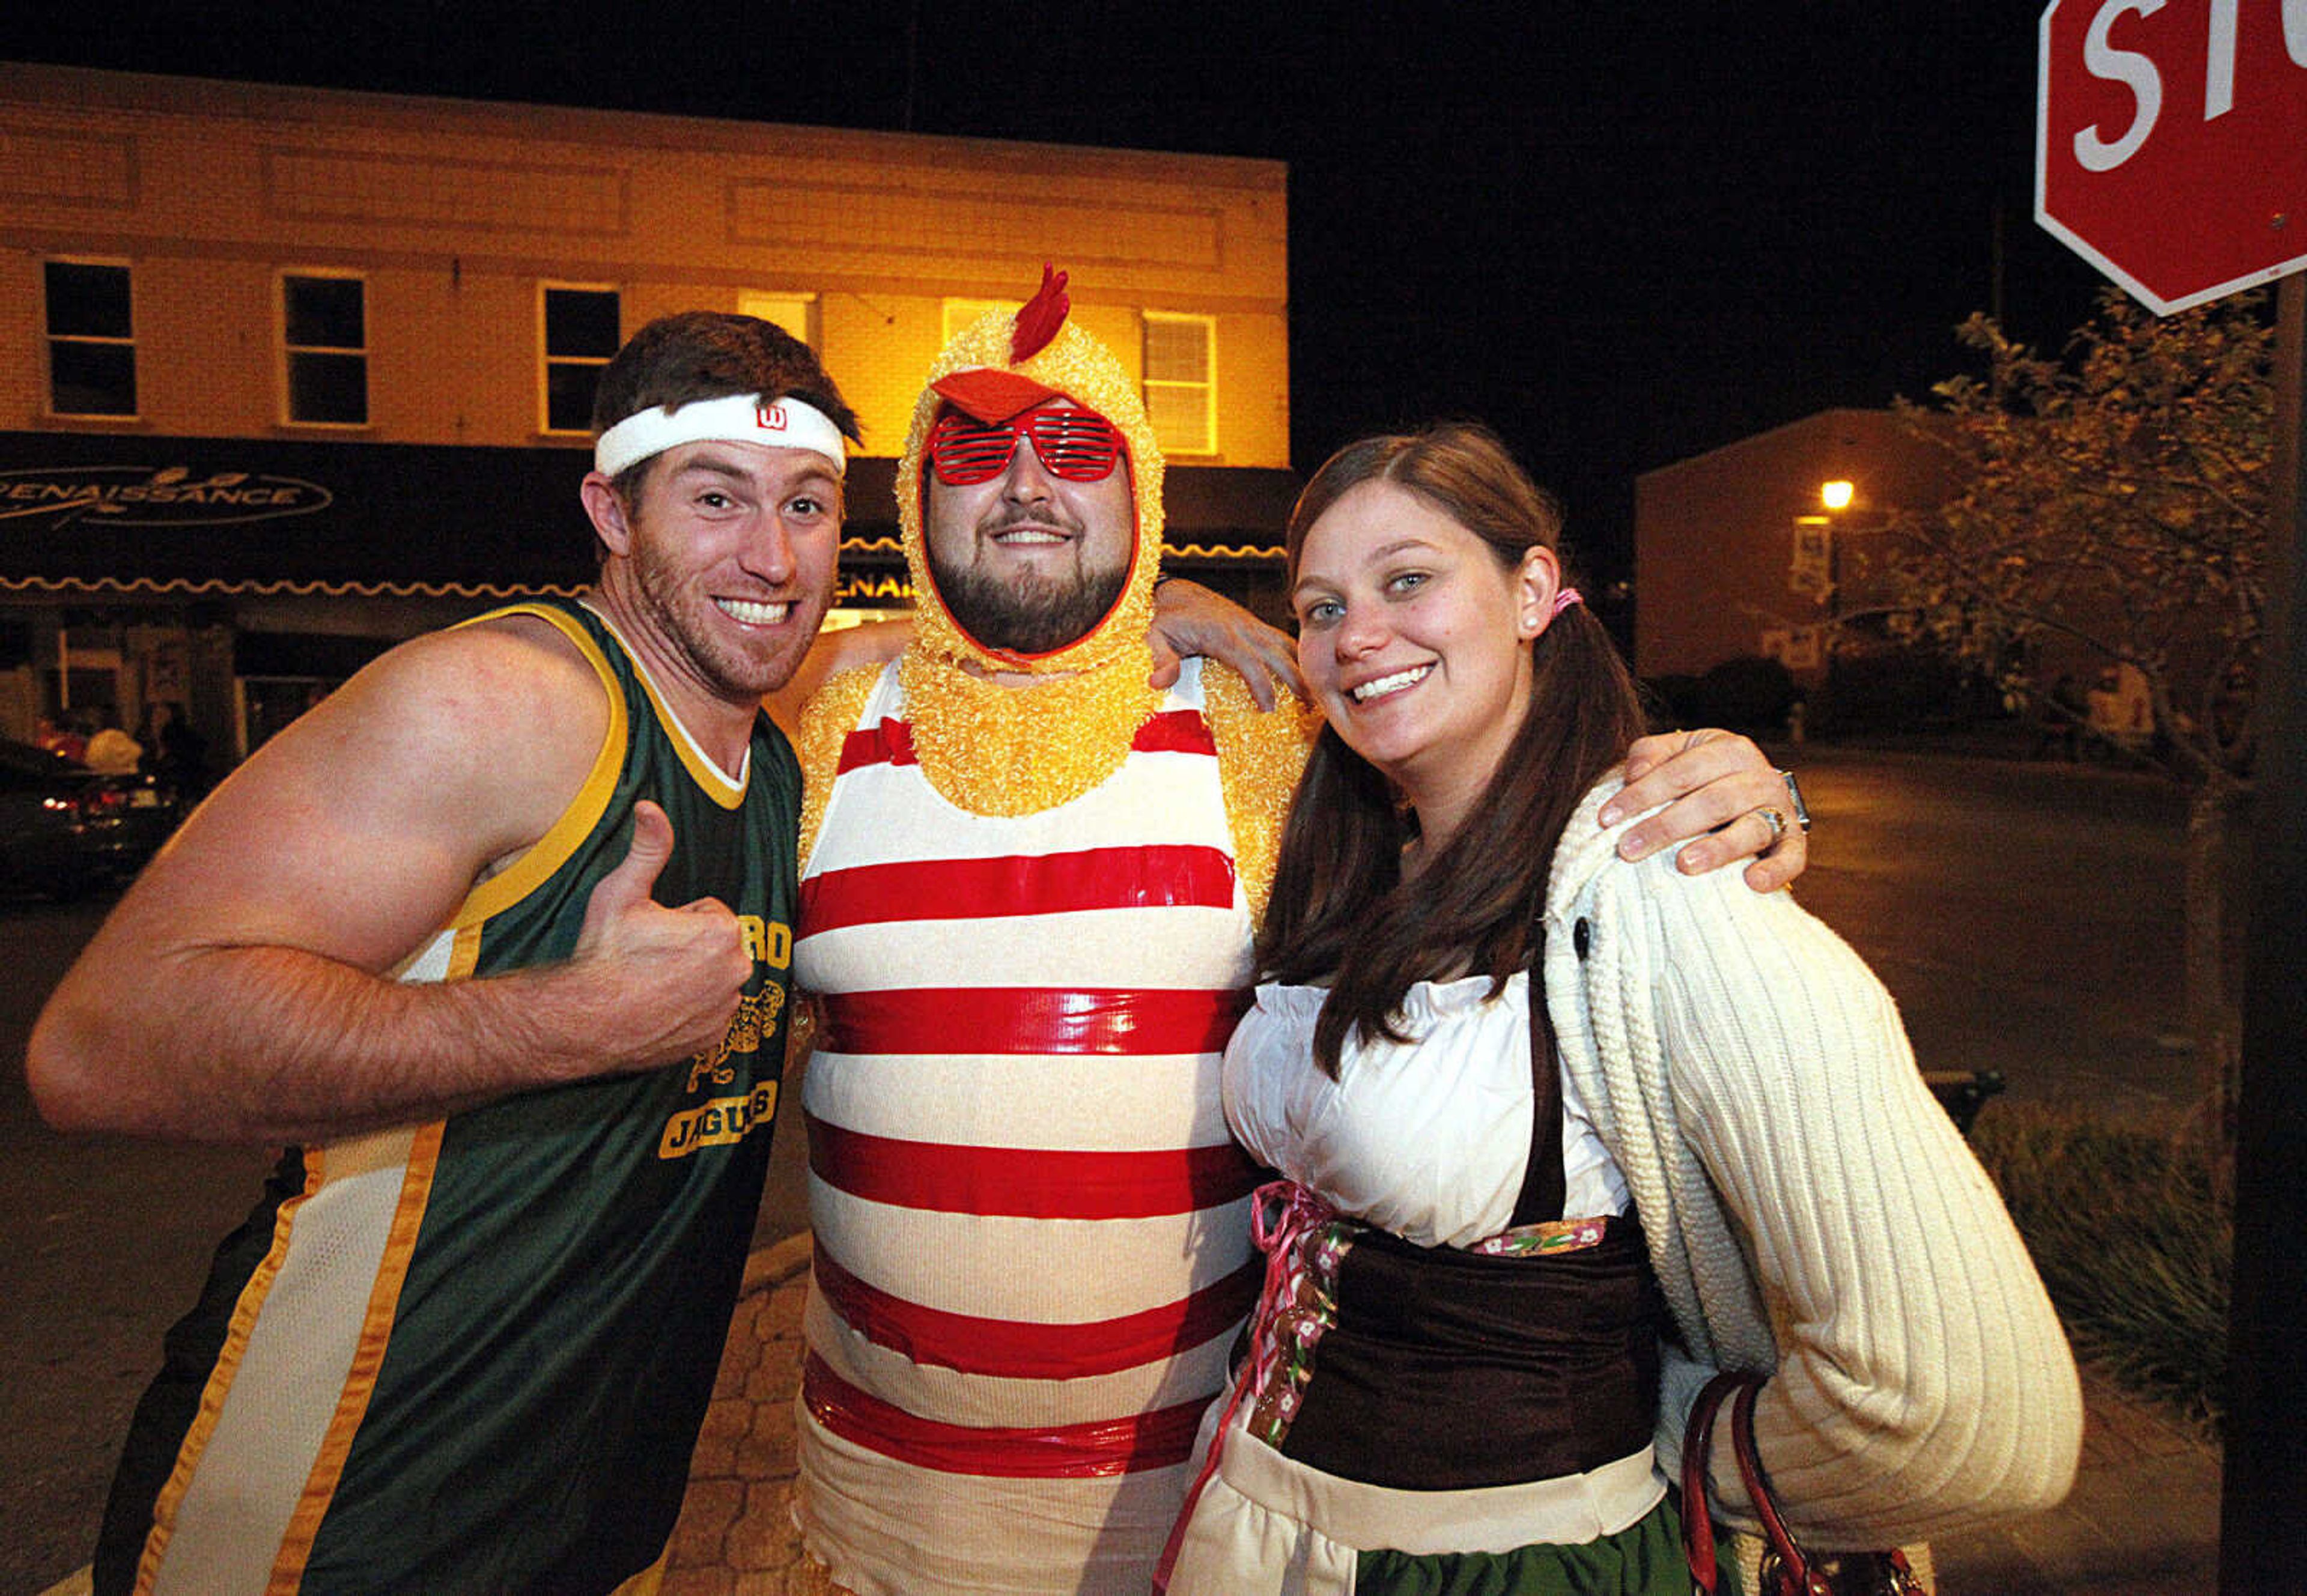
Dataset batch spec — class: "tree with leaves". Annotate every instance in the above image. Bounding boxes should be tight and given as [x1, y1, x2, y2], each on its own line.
[1871, 287, 2272, 1141]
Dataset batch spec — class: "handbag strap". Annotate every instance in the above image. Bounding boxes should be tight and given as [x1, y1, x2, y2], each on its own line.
[1682, 1371, 1835, 1596]
[1680, 1373, 1738, 1592]
[1730, 1375, 1834, 1596]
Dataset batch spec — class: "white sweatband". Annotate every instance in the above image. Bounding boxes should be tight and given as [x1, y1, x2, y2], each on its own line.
[594, 393, 848, 479]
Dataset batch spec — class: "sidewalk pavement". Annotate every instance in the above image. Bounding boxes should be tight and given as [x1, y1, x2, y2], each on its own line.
[1931, 1365, 2220, 1594]
[40, 1229, 2221, 1595]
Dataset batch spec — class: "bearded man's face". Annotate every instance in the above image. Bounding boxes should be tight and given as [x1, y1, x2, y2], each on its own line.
[922, 400, 1135, 654]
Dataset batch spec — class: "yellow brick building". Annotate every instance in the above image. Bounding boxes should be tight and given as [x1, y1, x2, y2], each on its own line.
[0, 63, 1294, 760]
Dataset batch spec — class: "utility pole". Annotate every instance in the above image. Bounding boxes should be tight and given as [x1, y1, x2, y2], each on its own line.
[2220, 269, 2307, 1596]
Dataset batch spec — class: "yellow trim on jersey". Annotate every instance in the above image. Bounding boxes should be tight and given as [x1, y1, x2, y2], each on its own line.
[271, 1119, 445, 1592]
[451, 605, 631, 929]
[132, 1149, 329, 1596]
[582, 599, 750, 812]
[264, 923, 472, 1586]
[445, 919, 484, 981]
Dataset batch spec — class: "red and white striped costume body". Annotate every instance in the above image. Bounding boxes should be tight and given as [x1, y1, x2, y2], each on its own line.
[792, 658, 1263, 1596]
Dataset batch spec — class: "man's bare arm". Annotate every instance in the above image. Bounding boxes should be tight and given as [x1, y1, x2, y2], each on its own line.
[26, 619, 752, 1145]
[1147, 579, 1302, 709]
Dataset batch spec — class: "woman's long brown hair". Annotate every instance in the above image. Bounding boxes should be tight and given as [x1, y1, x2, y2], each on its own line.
[1259, 423, 1648, 1077]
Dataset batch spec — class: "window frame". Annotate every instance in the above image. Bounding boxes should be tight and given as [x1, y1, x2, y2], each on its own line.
[737, 290, 818, 349]
[538, 281, 623, 436]
[43, 256, 139, 420]
[278, 268, 371, 429]
[1141, 311, 1217, 457]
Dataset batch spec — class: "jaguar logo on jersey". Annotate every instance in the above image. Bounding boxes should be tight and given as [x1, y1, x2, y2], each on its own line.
[658, 1082, 779, 1159]
[661, 926, 792, 1156]
[0, 464, 334, 527]
[682, 983, 787, 1096]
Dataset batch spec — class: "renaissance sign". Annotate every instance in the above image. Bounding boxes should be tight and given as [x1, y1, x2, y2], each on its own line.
[0, 465, 334, 529]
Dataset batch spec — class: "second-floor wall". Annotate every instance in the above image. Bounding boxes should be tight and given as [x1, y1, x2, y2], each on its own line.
[0, 64, 1291, 467]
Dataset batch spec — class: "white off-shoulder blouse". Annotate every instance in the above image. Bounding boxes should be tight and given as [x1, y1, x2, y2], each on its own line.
[1221, 970, 1629, 1248]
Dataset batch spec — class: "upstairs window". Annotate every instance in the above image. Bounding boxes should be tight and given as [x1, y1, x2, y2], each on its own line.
[738, 290, 816, 348]
[542, 285, 621, 434]
[45, 260, 136, 418]
[282, 272, 368, 426]
[1143, 313, 1215, 455]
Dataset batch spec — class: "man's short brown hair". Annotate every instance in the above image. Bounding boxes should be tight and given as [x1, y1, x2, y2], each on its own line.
[593, 312, 861, 507]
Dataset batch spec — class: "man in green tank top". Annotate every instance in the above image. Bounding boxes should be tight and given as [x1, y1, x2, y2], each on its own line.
[28, 312, 858, 1595]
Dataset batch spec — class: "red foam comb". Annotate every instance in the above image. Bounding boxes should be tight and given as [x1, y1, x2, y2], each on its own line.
[931, 368, 1061, 423]
[1010, 264, 1071, 365]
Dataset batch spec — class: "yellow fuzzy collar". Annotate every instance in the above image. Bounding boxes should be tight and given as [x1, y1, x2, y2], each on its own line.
[897, 642, 1164, 817]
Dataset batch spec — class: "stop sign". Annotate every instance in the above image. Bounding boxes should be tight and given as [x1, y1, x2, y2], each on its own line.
[2037, 0, 2307, 314]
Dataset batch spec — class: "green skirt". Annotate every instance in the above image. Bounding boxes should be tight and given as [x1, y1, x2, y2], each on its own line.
[1355, 1496, 1725, 1596]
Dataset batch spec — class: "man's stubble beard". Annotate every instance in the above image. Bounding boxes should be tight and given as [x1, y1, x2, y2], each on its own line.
[929, 544, 1129, 656]
[630, 522, 822, 702]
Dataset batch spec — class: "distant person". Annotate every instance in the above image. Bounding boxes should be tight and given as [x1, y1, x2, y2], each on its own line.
[81, 714, 142, 775]
[29, 311, 859, 1594]
[139, 700, 211, 796]
[1157, 424, 2081, 1594]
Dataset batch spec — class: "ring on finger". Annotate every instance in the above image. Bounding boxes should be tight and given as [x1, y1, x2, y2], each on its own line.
[1755, 805, 1788, 843]
[1775, 768, 1812, 833]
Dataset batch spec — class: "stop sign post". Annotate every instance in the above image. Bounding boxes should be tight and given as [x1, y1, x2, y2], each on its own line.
[2039, 8, 2307, 1595]
[2037, 0, 2307, 313]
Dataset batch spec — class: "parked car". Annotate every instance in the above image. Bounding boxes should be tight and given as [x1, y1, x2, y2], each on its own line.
[0, 736, 183, 897]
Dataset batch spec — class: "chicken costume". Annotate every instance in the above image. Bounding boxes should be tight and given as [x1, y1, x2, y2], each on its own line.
[789, 272, 1309, 1595]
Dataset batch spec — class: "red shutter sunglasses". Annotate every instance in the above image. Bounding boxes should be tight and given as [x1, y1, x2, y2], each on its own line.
[926, 407, 1126, 485]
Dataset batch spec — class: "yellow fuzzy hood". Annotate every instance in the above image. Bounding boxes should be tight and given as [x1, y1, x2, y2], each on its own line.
[896, 284, 1164, 676]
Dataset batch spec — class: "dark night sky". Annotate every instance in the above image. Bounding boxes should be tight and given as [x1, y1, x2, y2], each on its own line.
[3, 1, 2113, 580]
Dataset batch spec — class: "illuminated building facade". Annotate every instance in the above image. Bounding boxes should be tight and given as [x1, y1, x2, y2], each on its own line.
[0, 64, 1293, 758]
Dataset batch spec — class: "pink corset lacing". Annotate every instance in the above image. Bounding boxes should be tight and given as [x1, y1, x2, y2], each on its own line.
[1150, 1178, 1339, 1593]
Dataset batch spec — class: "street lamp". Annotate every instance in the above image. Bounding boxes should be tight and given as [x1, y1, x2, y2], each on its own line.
[1780, 479, 1885, 687]
[1785, 481, 1864, 671]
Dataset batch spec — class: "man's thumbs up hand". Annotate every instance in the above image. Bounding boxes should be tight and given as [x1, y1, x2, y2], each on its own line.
[567, 801, 751, 1070]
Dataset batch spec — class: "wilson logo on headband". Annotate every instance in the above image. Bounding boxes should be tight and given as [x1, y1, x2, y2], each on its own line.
[593, 392, 848, 478]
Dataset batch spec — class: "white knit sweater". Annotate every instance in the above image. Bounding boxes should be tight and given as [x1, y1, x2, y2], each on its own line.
[1541, 775, 2082, 1552]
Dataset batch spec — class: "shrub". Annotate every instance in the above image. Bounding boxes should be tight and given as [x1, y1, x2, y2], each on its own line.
[1810, 644, 1995, 734]
[1643, 658, 1799, 736]
[1970, 1100, 2230, 1434]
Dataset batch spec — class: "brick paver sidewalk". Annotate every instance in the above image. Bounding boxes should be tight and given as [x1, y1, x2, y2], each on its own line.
[660, 1233, 819, 1595]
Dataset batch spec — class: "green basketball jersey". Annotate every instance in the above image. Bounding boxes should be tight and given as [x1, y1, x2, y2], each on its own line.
[97, 599, 801, 1596]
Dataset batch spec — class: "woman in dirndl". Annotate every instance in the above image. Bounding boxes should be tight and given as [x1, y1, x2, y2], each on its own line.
[1156, 422, 2083, 1595]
